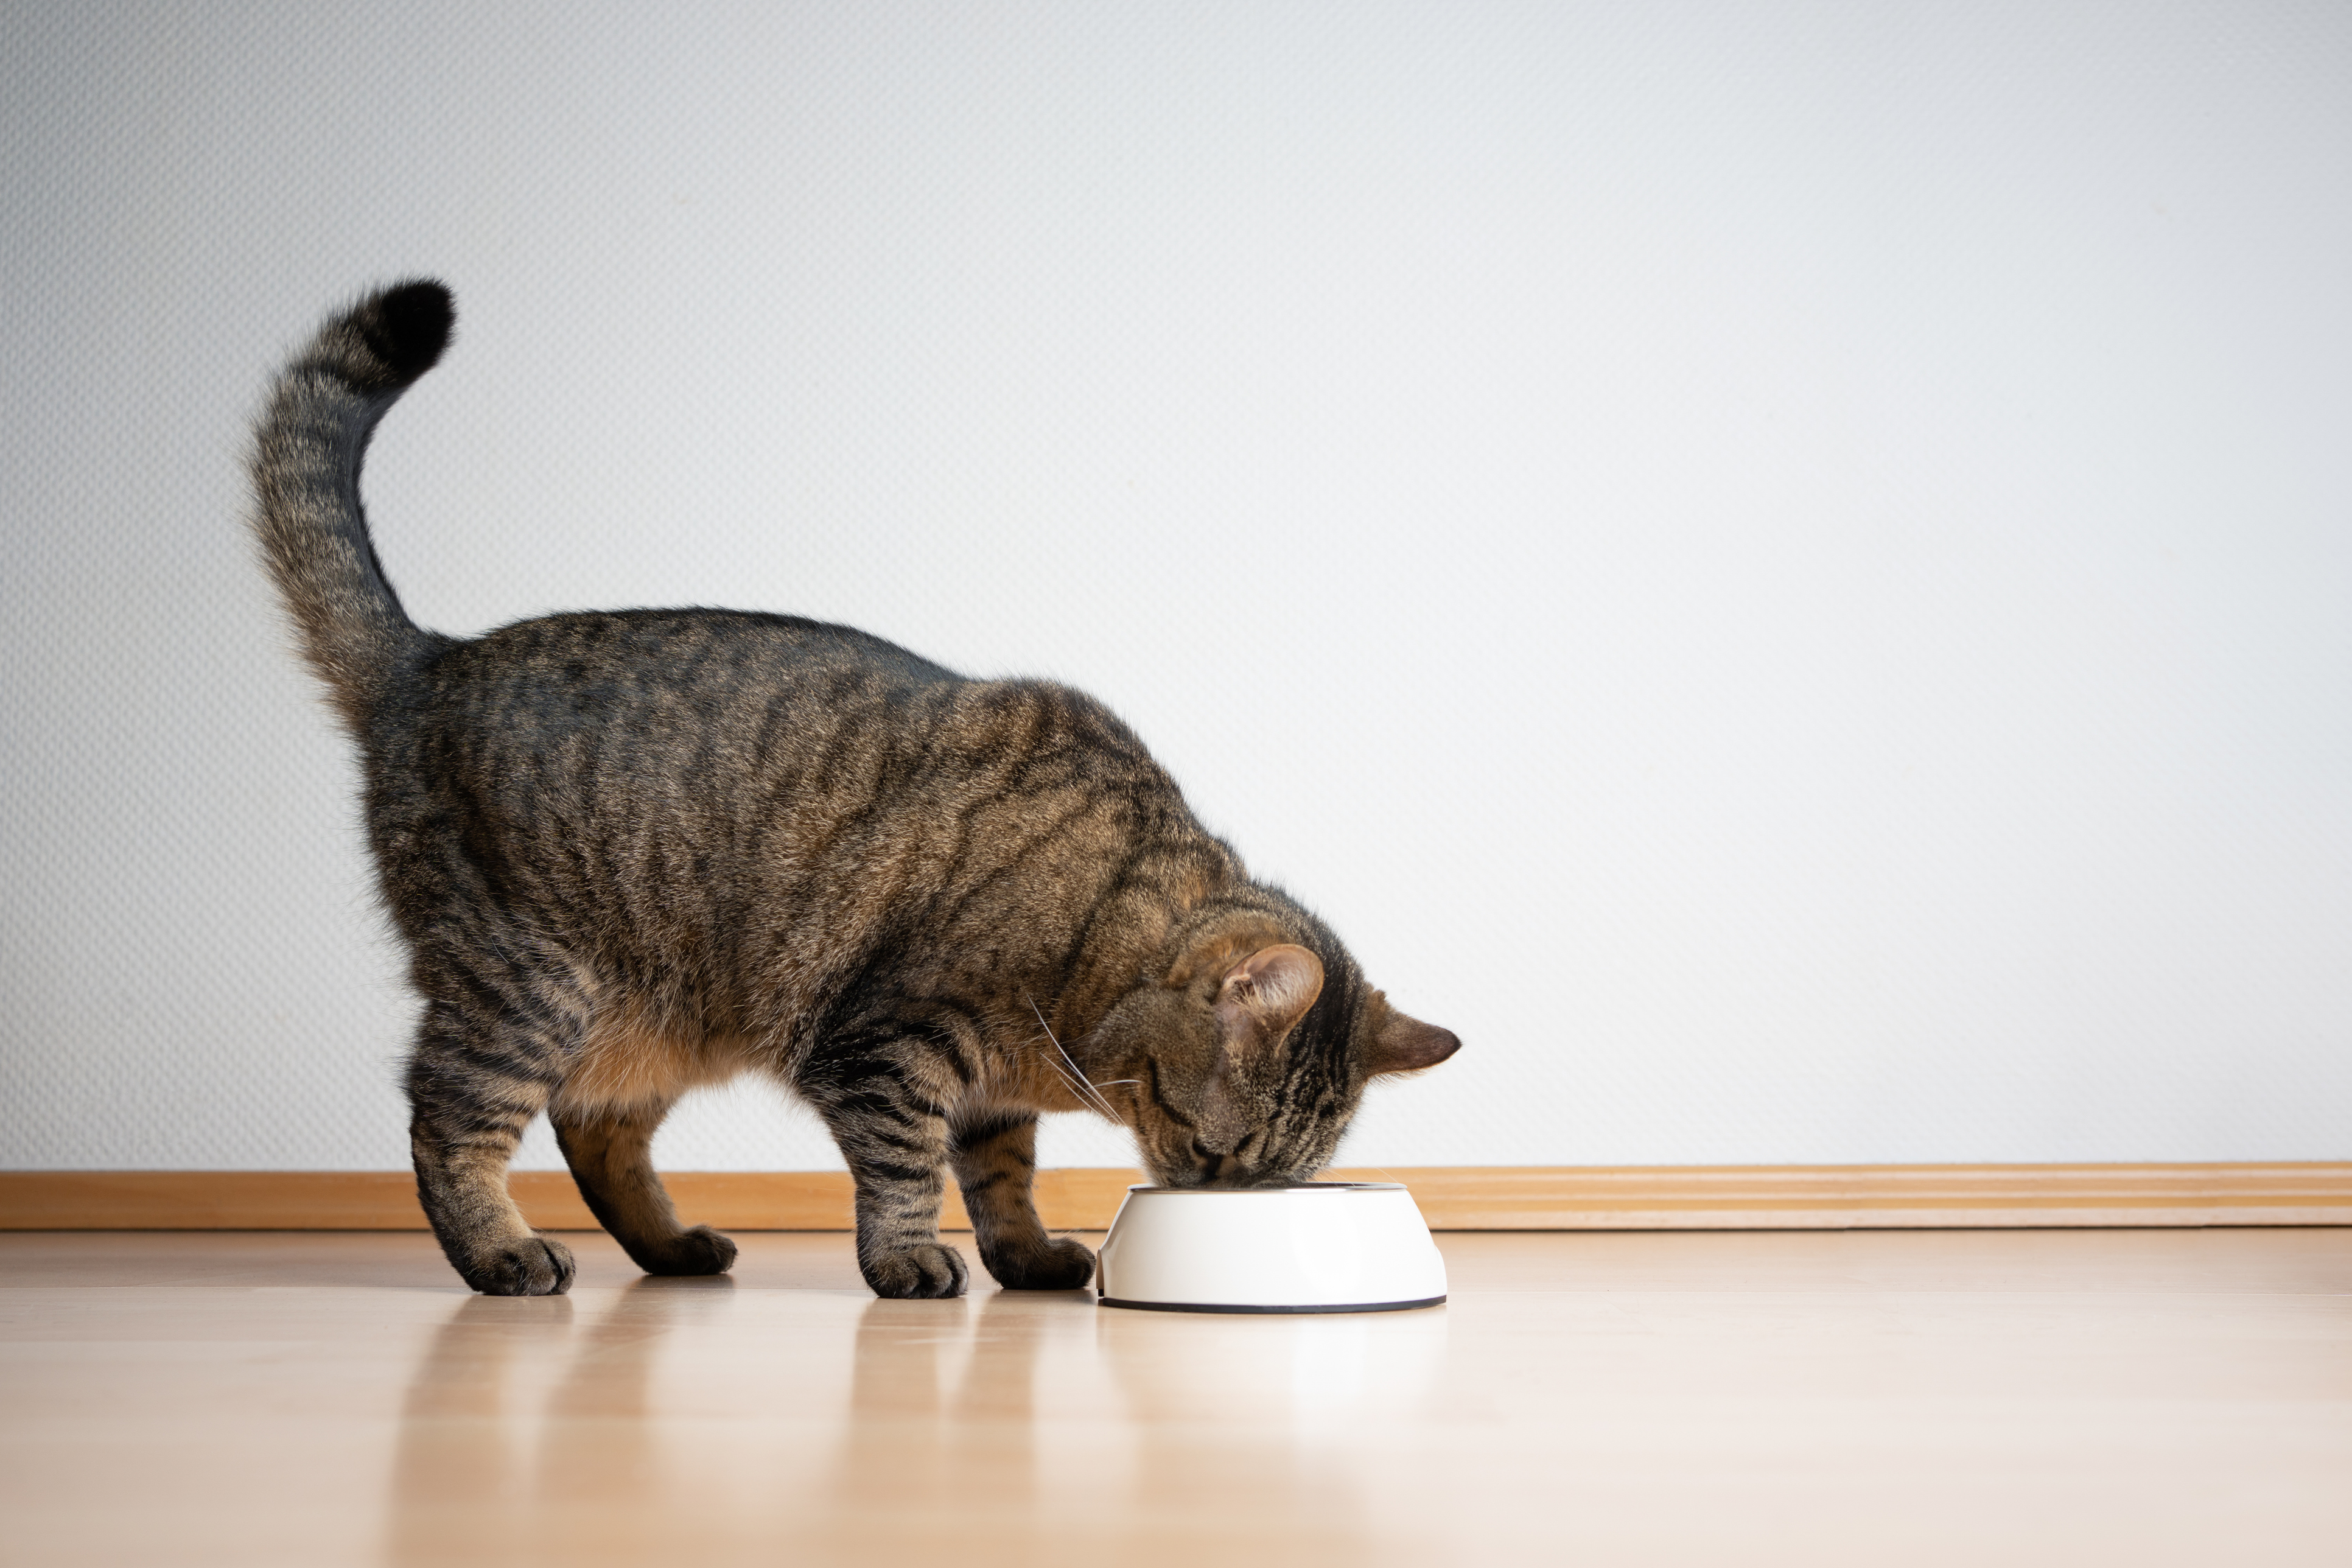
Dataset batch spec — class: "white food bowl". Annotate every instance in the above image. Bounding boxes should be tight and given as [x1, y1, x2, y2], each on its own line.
[1094, 1182, 1447, 1313]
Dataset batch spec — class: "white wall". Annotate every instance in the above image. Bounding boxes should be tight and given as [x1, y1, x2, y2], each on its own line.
[4, 1, 2348, 1175]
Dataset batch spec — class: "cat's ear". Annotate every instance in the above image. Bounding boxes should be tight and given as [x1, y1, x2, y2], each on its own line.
[1214, 943, 1324, 1054]
[1366, 1010, 1460, 1076]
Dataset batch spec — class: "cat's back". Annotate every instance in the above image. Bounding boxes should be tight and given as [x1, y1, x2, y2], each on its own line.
[411, 606, 951, 770]
[364, 603, 1205, 998]
[390, 604, 1171, 842]
[444, 606, 955, 708]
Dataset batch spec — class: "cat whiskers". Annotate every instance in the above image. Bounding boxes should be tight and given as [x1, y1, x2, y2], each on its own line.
[1040, 1054, 1107, 1117]
[1024, 994, 1129, 1122]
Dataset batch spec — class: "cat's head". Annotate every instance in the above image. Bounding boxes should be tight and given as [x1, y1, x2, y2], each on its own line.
[1085, 907, 1459, 1186]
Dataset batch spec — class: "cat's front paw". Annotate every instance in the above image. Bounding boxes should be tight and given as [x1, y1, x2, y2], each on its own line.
[860, 1240, 970, 1298]
[463, 1235, 576, 1297]
[981, 1234, 1097, 1291]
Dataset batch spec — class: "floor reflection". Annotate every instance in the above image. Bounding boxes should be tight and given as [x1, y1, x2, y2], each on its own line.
[384, 1272, 1444, 1565]
[385, 1278, 736, 1566]
[1093, 1306, 1448, 1564]
[819, 1289, 1056, 1544]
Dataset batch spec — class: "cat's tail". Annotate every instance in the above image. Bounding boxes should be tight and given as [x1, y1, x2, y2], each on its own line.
[249, 279, 452, 731]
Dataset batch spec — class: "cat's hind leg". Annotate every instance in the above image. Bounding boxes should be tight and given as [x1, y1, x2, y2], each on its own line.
[950, 1108, 1096, 1290]
[407, 993, 578, 1297]
[550, 1097, 737, 1278]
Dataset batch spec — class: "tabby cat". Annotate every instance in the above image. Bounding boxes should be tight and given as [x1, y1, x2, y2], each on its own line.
[251, 281, 1459, 1298]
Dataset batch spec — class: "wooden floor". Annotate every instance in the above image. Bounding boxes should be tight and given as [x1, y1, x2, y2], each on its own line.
[3, 1228, 2348, 1566]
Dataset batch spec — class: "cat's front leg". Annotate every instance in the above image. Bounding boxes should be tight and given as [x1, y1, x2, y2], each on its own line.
[950, 1108, 1097, 1290]
[803, 1041, 970, 1299]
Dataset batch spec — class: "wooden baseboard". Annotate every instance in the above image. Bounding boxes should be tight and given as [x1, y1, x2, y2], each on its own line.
[3, 1163, 2347, 1231]
[1379, 1163, 2352, 1228]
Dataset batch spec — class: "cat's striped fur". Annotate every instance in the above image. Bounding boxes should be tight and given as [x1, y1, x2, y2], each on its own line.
[251, 281, 1460, 1298]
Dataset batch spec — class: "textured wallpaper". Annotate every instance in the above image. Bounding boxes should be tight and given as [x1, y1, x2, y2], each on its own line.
[5, 1, 2349, 1172]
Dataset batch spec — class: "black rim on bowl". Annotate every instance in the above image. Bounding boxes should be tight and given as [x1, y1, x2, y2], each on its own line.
[1118, 1181, 1406, 1194]
[1097, 1295, 1446, 1314]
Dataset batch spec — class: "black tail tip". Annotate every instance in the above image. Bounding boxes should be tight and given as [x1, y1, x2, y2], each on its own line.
[354, 279, 454, 387]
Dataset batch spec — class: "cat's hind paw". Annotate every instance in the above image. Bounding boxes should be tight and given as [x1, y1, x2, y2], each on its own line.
[633, 1224, 738, 1278]
[981, 1234, 1097, 1292]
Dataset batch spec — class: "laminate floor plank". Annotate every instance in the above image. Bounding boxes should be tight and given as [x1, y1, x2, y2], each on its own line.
[2, 1228, 2346, 1566]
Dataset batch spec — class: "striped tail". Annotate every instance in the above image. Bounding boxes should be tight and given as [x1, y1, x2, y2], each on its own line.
[249, 280, 452, 730]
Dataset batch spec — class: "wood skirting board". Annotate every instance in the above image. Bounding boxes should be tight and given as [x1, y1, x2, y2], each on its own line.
[3, 1163, 2348, 1231]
